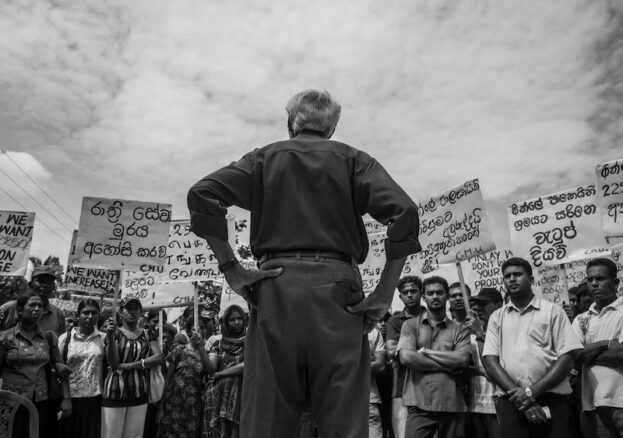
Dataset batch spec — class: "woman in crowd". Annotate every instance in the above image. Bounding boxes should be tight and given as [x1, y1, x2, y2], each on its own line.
[102, 296, 163, 438]
[58, 299, 112, 438]
[202, 304, 246, 438]
[0, 289, 71, 438]
[157, 314, 211, 438]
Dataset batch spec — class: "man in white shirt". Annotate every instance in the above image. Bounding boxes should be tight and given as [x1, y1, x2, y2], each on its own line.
[572, 257, 623, 438]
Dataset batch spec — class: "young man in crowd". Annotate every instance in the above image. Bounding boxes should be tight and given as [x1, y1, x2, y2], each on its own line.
[483, 257, 583, 438]
[369, 325, 387, 438]
[0, 264, 66, 334]
[449, 282, 470, 324]
[572, 257, 623, 438]
[465, 288, 504, 438]
[386, 276, 424, 438]
[398, 276, 471, 438]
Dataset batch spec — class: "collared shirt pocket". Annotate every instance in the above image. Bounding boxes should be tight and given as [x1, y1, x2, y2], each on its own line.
[528, 322, 550, 348]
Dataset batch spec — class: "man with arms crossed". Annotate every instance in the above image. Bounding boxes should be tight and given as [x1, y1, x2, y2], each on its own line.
[398, 276, 471, 438]
[482, 257, 583, 438]
[187, 89, 421, 438]
[385, 276, 424, 438]
[572, 257, 623, 438]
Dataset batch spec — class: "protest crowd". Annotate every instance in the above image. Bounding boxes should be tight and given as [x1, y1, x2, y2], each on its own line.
[1, 89, 622, 438]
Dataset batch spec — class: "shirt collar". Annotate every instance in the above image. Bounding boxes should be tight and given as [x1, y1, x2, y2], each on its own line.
[294, 130, 327, 139]
[507, 294, 541, 313]
[588, 296, 623, 315]
[15, 324, 45, 340]
[422, 311, 450, 327]
[73, 327, 102, 340]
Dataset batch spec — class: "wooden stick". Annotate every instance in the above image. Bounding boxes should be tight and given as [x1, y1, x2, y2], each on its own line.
[193, 282, 199, 332]
[455, 262, 471, 312]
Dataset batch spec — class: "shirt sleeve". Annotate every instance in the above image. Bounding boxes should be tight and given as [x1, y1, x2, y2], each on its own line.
[355, 156, 421, 260]
[571, 314, 586, 344]
[397, 319, 418, 352]
[374, 330, 386, 353]
[454, 324, 472, 357]
[550, 305, 584, 356]
[187, 153, 255, 241]
[482, 309, 501, 357]
[386, 317, 402, 342]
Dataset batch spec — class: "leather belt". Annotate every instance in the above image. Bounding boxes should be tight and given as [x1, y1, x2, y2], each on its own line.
[261, 250, 353, 264]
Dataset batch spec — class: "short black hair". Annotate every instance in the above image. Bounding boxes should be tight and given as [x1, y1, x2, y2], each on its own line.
[586, 258, 619, 279]
[397, 276, 422, 293]
[422, 276, 449, 294]
[449, 282, 471, 295]
[161, 323, 177, 338]
[501, 257, 533, 277]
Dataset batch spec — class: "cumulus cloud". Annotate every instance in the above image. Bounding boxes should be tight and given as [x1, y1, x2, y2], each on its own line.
[0, 0, 622, 258]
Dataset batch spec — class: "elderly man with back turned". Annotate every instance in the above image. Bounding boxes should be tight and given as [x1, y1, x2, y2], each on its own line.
[187, 89, 421, 438]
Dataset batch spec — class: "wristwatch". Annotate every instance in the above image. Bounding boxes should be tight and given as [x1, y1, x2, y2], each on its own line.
[525, 387, 533, 398]
[218, 258, 239, 273]
[417, 347, 427, 354]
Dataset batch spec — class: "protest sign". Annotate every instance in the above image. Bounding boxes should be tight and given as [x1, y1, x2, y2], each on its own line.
[0, 211, 35, 276]
[49, 298, 79, 314]
[464, 248, 515, 293]
[65, 230, 118, 295]
[413, 179, 496, 271]
[360, 180, 496, 293]
[595, 159, 623, 237]
[72, 197, 171, 270]
[508, 184, 610, 268]
[610, 245, 623, 296]
[123, 217, 238, 284]
[120, 274, 195, 308]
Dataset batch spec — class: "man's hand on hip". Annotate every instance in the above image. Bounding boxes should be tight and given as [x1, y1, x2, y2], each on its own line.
[347, 289, 392, 334]
[225, 263, 283, 308]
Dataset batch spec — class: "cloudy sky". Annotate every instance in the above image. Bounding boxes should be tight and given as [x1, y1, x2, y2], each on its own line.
[1, 0, 622, 263]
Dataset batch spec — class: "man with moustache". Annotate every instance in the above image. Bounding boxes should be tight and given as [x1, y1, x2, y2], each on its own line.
[465, 288, 504, 438]
[572, 258, 623, 438]
[0, 264, 65, 334]
[482, 257, 583, 438]
[449, 282, 470, 324]
[398, 276, 471, 438]
[386, 276, 424, 438]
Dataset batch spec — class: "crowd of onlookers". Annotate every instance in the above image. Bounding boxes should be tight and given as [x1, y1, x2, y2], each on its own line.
[0, 264, 247, 438]
[367, 256, 622, 438]
[0, 254, 621, 438]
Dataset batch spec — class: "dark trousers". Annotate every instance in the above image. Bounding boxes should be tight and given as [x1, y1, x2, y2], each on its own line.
[14, 397, 59, 438]
[596, 407, 623, 438]
[405, 407, 466, 438]
[495, 393, 577, 438]
[467, 412, 500, 438]
[241, 258, 370, 438]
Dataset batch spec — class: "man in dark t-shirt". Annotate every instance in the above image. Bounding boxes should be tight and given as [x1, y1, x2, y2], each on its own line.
[386, 275, 423, 438]
[187, 89, 421, 438]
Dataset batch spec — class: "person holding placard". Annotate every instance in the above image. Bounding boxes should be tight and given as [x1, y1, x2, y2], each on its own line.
[482, 257, 583, 438]
[386, 276, 424, 438]
[188, 89, 420, 438]
[572, 258, 623, 438]
[102, 296, 163, 438]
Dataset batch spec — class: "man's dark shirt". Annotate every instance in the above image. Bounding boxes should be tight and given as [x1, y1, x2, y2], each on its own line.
[387, 309, 421, 397]
[187, 131, 421, 263]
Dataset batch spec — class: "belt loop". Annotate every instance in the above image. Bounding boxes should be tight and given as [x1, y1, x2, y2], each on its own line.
[314, 250, 320, 262]
[296, 250, 301, 261]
